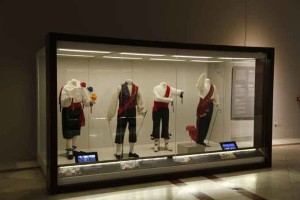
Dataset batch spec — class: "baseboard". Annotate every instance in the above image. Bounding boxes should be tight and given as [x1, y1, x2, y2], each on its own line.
[0, 160, 39, 173]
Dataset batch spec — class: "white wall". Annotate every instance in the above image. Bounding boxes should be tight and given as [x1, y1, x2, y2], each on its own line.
[1, 0, 299, 165]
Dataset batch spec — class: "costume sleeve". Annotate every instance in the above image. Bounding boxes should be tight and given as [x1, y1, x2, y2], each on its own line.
[170, 86, 183, 96]
[213, 85, 220, 105]
[107, 85, 121, 120]
[81, 87, 93, 107]
[196, 73, 207, 94]
[60, 87, 72, 108]
[153, 87, 173, 103]
[137, 90, 147, 115]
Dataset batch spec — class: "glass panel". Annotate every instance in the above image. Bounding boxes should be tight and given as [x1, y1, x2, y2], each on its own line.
[56, 43, 183, 165]
[37, 47, 47, 175]
[55, 40, 268, 184]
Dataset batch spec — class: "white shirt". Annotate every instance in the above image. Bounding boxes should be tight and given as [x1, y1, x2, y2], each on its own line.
[153, 82, 183, 103]
[60, 79, 93, 108]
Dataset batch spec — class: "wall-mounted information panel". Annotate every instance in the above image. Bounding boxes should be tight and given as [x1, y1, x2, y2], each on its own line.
[231, 66, 256, 120]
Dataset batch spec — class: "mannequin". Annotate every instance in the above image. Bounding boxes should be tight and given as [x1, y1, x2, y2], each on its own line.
[195, 73, 219, 145]
[107, 79, 147, 160]
[59, 79, 95, 159]
[151, 82, 183, 152]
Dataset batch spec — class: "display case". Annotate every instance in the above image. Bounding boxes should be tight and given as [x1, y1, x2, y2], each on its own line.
[37, 33, 274, 193]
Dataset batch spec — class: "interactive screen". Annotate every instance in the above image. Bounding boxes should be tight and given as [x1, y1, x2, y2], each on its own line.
[75, 152, 98, 164]
[220, 141, 238, 151]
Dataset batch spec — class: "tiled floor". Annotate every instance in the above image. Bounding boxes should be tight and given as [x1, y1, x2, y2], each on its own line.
[1, 144, 300, 200]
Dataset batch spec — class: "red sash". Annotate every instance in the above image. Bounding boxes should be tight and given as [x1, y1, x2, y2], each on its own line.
[153, 85, 170, 111]
[118, 84, 138, 115]
[196, 84, 214, 118]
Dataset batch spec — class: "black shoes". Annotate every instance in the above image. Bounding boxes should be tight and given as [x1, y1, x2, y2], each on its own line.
[66, 148, 73, 160]
[115, 152, 140, 160]
[128, 152, 139, 158]
[66, 146, 78, 160]
[115, 154, 123, 160]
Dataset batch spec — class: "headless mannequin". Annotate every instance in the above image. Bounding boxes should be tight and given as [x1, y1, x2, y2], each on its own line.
[115, 79, 136, 157]
[196, 74, 219, 145]
[60, 78, 94, 159]
[107, 78, 146, 159]
[152, 82, 183, 152]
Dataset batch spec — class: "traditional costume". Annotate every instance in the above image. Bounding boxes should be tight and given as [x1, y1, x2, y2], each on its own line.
[107, 79, 146, 160]
[59, 79, 95, 159]
[151, 82, 183, 152]
[195, 74, 219, 145]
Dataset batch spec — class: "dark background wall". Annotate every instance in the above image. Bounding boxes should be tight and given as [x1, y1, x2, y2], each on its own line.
[0, 0, 299, 166]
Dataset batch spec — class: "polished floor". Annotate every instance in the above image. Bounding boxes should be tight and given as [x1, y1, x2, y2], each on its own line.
[1, 144, 300, 200]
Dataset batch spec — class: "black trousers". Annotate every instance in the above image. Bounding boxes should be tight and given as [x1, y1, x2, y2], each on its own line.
[115, 107, 137, 144]
[196, 102, 214, 144]
[152, 107, 170, 139]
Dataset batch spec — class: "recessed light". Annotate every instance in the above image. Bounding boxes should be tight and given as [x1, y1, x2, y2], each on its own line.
[120, 52, 165, 57]
[218, 57, 253, 60]
[58, 48, 111, 54]
[150, 58, 185, 62]
[57, 54, 94, 58]
[191, 60, 223, 63]
[103, 56, 143, 60]
[172, 55, 212, 59]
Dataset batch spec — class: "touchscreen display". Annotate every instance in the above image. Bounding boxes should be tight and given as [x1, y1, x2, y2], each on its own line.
[75, 152, 98, 163]
[220, 142, 238, 151]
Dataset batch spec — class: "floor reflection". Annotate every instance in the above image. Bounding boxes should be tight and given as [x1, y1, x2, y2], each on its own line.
[1, 144, 300, 200]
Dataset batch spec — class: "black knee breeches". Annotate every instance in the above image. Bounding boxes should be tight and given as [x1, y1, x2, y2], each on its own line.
[115, 107, 137, 144]
[152, 107, 170, 139]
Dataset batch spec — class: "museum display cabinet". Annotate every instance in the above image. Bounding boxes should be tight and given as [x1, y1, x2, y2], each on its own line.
[36, 33, 274, 193]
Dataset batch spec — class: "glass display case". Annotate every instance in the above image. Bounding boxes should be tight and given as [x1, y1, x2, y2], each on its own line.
[37, 33, 274, 193]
